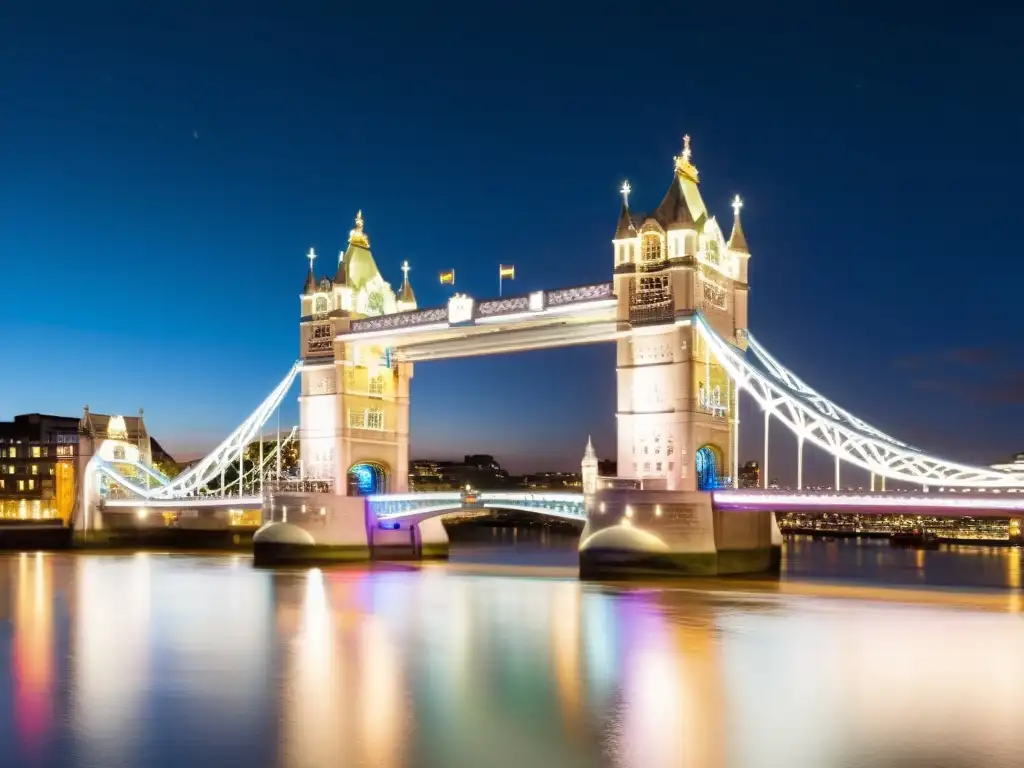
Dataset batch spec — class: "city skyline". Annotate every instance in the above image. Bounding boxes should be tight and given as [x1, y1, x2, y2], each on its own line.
[2, 3, 1021, 480]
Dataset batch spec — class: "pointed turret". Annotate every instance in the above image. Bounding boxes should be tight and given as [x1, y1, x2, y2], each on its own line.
[302, 247, 317, 294]
[653, 135, 708, 231]
[581, 435, 598, 496]
[614, 181, 636, 239]
[333, 249, 347, 285]
[397, 260, 416, 309]
[728, 195, 749, 253]
[342, 210, 383, 291]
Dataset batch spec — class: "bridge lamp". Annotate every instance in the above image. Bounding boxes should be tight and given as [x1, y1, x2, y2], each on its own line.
[655, 504, 662, 517]
[320, 507, 326, 516]
[137, 508, 148, 520]
[599, 502, 606, 513]
[625, 505, 634, 519]
[301, 504, 307, 514]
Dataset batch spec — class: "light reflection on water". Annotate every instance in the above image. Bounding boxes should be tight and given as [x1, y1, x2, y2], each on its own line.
[0, 537, 1023, 766]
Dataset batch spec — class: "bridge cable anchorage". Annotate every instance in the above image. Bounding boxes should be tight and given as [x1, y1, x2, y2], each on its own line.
[89, 363, 303, 503]
[694, 315, 1024, 488]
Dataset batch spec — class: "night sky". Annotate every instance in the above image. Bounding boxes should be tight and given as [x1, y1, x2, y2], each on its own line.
[2, 2, 1021, 482]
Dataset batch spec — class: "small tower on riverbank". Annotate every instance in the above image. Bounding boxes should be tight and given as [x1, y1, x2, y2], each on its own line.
[582, 436, 598, 496]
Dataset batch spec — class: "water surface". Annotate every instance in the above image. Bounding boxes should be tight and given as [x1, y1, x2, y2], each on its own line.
[1, 533, 1023, 767]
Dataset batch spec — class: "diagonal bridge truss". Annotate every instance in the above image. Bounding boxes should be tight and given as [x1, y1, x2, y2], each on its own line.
[695, 315, 1024, 488]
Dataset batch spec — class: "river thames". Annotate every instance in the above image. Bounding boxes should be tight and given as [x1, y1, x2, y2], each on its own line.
[2, 531, 1024, 767]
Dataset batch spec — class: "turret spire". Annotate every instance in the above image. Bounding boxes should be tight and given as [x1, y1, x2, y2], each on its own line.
[397, 259, 416, 306]
[303, 247, 317, 294]
[333, 249, 347, 285]
[584, 434, 596, 460]
[348, 210, 370, 248]
[728, 194, 749, 253]
[614, 181, 636, 240]
[673, 134, 699, 182]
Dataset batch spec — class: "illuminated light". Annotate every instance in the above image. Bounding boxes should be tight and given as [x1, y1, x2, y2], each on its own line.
[319, 507, 326, 516]
[625, 505, 634, 519]
[655, 504, 662, 517]
[136, 508, 148, 520]
[620, 180, 631, 206]
[529, 291, 544, 311]
[715, 490, 1024, 513]
[301, 504, 307, 514]
[599, 502, 606, 513]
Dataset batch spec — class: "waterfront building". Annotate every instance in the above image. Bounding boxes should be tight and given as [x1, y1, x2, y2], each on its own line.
[738, 460, 760, 488]
[0, 410, 172, 520]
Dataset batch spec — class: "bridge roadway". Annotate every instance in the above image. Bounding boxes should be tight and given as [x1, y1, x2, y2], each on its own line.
[100, 489, 1024, 520]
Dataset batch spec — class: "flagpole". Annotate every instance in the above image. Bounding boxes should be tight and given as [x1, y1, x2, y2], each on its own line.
[499, 272, 503, 297]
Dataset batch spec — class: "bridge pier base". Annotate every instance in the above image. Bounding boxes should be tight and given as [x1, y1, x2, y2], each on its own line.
[254, 493, 371, 566]
[579, 489, 780, 579]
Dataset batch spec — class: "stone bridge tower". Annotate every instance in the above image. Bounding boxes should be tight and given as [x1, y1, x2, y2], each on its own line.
[612, 137, 751, 492]
[298, 212, 415, 495]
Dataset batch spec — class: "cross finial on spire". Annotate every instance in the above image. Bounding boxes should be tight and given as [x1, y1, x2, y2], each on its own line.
[620, 180, 631, 207]
[307, 247, 316, 271]
[732, 194, 743, 218]
[355, 210, 364, 231]
[682, 134, 691, 162]
[401, 260, 410, 281]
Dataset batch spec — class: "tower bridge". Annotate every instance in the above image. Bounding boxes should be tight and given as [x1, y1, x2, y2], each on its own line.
[78, 136, 1024, 575]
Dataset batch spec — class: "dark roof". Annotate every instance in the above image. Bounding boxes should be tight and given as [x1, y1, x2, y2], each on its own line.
[614, 203, 639, 239]
[729, 216, 749, 253]
[333, 254, 347, 285]
[653, 175, 704, 231]
[303, 267, 316, 294]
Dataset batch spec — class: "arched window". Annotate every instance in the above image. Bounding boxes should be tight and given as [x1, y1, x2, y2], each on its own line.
[313, 295, 329, 318]
[642, 234, 663, 263]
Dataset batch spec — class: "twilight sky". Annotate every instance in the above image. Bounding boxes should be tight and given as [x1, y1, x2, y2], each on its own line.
[1, 2, 1021, 482]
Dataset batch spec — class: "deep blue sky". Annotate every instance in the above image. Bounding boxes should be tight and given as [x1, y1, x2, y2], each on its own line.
[1, 2, 1021, 481]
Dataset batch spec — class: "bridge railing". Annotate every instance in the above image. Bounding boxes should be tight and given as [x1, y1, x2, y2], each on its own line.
[266, 478, 335, 495]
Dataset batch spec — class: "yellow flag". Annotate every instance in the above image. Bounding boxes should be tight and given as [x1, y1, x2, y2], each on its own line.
[499, 264, 515, 279]
[439, 270, 455, 285]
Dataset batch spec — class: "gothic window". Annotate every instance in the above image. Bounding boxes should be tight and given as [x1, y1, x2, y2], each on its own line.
[314, 295, 330, 317]
[366, 408, 384, 431]
[348, 410, 366, 429]
[642, 234, 663, 263]
[706, 239, 720, 266]
[369, 374, 384, 397]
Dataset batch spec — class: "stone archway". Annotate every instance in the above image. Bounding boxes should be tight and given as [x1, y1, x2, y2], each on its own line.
[695, 444, 723, 491]
[347, 461, 389, 496]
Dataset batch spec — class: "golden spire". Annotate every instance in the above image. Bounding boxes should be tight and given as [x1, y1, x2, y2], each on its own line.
[673, 134, 699, 182]
[348, 209, 370, 248]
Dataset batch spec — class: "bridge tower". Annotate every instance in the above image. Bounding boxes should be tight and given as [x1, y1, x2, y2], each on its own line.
[298, 212, 414, 496]
[612, 137, 751, 492]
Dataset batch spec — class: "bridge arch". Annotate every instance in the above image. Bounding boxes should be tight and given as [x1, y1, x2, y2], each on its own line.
[347, 461, 389, 496]
[695, 444, 723, 491]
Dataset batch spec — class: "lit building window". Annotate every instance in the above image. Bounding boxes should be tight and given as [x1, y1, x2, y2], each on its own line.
[6, 466, 13, 475]
[642, 233, 662, 262]
[17, 480, 24, 491]
[31, 465, 38, 475]
[31, 446, 40, 458]
[48, 466, 54, 476]
[27, 479, 34, 491]
[40, 447, 47, 457]
[366, 408, 384, 431]
[348, 410, 366, 429]
[7, 447, 14, 458]
[0, 479, 4, 490]
[369, 374, 384, 397]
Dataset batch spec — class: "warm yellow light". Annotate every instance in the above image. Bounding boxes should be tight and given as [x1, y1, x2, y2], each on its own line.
[625, 505, 634, 519]
[655, 504, 662, 517]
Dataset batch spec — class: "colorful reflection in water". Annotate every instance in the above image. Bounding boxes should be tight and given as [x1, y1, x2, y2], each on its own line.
[0, 548, 1021, 766]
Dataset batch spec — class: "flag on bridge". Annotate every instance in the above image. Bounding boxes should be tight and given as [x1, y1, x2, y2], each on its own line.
[499, 264, 515, 296]
[439, 269, 455, 285]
